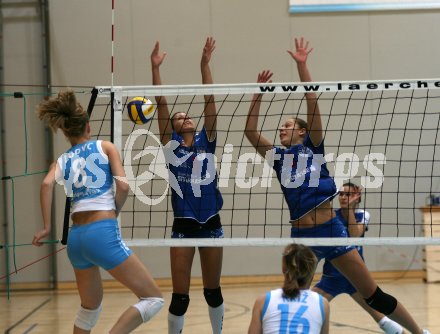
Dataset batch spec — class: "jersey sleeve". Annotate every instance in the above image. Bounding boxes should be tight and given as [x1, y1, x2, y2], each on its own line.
[261, 291, 272, 320]
[304, 134, 325, 154]
[171, 131, 181, 143]
[271, 146, 284, 171]
[55, 156, 67, 190]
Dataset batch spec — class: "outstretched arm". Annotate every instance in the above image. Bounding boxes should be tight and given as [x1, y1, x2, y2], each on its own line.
[151, 41, 172, 145]
[288, 37, 323, 146]
[245, 70, 274, 157]
[33, 163, 57, 246]
[201, 37, 217, 141]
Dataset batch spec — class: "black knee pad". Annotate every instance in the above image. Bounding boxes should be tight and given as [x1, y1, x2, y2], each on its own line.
[365, 286, 397, 315]
[169, 293, 190, 316]
[203, 287, 224, 308]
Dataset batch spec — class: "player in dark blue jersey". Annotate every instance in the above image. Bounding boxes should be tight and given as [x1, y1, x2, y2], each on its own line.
[151, 37, 224, 334]
[33, 90, 163, 333]
[245, 37, 429, 334]
[314, 182, 403, 334]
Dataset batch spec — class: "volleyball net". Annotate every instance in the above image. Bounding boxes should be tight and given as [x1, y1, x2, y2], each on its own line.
[84, 79, 440, 247]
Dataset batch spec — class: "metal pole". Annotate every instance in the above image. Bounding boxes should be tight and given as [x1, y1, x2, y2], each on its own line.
[39, 0, 55, 289]
[0, 0, 11, 295]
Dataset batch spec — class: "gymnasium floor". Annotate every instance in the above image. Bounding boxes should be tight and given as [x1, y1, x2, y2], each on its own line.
[2, 278, 439, 333]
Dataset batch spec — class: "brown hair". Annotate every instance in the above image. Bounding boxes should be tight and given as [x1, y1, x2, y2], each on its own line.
[294, 117, 308, 131]
[282, 243, 317, 299]
[37, 90, 89, 138]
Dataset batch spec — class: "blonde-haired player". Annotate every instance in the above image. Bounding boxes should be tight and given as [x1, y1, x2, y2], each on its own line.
[248, 243, 330, 334]
[33, 90, 163, 333]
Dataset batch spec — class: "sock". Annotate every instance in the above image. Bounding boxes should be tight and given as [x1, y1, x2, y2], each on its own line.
[378, 316, 403, 334]
[208, 304, 224, 334]
[168, 313, 184, 334]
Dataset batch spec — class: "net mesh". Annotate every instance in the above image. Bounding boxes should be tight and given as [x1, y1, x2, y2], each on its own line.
[0, 88, 90, 294]
[88, 80, 440, 246]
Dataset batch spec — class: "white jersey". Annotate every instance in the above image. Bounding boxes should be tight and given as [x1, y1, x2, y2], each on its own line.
[262, 288, 325, 334]
[56, 140, 115, 214]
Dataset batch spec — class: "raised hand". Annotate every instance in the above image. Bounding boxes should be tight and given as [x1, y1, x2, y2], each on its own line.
[347, 189, 361, 208]
[201, 37, 216, 65]
[151, 41, 167, 68]
[287, 37, 313, 64]
[257, 70, 273, 84]
[339, 187, 361, 209]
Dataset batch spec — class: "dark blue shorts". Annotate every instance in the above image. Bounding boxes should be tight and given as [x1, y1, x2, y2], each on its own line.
[291, 216, 355, 262]
[171, 227, 224, 239]
[316, 246, 364, 297]
[67, 218, 132, 270]
[315, 273, 357, 296]
[171, 214, 224, 239]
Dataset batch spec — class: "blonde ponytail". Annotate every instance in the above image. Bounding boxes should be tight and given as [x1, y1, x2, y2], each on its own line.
[37, 90, 88, 137]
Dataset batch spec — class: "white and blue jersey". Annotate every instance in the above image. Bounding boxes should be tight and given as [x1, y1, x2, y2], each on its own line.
[56, 140, 115, 213]
[261, 288, 325, 334]
[315, 209, 370, 296]
[272, 136, 338, 220]
[168, 127, 223, 223]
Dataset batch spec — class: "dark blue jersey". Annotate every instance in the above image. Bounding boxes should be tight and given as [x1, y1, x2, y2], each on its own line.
[168, 127, 223, 223]
[272, 136, 337, 220]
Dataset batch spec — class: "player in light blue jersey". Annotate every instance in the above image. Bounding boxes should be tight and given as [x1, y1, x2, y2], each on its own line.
[314, 182, 404, 334]
[248, 243, 330, 334]
[245, 37, 430, 334]
[151, 37, 224, 334]
[33, 90, 163, 333]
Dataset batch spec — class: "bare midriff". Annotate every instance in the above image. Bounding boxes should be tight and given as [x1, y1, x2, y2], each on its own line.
[71, 210, 117, 225]
[290, 200, 335, 228]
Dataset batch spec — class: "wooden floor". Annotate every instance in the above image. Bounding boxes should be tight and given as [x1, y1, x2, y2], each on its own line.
[1, 278, 439, 333]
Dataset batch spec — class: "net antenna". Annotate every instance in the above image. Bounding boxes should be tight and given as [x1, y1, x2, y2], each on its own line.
[86, 79, 440, 247]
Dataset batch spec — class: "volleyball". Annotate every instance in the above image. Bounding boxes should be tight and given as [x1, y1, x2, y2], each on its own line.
[126, 97, 155, 124]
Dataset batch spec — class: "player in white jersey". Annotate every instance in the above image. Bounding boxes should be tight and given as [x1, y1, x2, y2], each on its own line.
[151, 37, 225, 334]
[32, 90, 163, 333]
[248, 243, 330, 334]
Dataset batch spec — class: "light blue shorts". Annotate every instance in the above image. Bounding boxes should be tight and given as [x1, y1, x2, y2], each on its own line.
[67, 218, 132, 270]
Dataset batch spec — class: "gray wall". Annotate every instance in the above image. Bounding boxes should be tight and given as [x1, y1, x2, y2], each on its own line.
[2, 0, 439, 285]
[1, 2, 52, 285]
